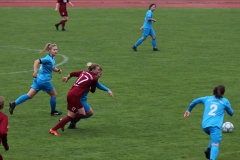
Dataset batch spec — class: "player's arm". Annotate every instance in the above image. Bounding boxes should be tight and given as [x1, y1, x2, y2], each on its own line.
[52, 66, 62, 74]
[68, 1, 74, 6]
[33, 59, 40, 78]
[90, 82, 97, 93]
[148, 18, 156, 22]
[62, 71, 82, 83]
[225, 100, 234, 116]
[184, 97, 204, 118]
[55, 2, 59, 11]
[97, 81, 114, 98]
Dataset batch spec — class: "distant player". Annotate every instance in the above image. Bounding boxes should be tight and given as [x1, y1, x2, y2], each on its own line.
[184, 85, 234, 160]
[49, 63, 101, 136]
[9, 43, 63, 116]
[132, 3, 160, 51]
[0, 96, 10, 160]
[55, 0, 73, 31]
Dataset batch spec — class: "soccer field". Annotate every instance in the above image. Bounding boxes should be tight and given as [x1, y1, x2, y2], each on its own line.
[0, 7, 240, 159]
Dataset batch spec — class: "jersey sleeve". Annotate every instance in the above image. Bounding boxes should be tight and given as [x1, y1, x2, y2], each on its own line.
[97, 81, 109, 91]
[70, 71, 83, 77]
[90, 81, 97, 93]
[225, 99, 234, 116]
[40, 57, 51, 64]
[187, 97, 205, 112]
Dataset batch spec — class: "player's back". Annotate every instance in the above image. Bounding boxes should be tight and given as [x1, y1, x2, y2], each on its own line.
[202, 95, 231, 129]
[69, 71, 97, 97]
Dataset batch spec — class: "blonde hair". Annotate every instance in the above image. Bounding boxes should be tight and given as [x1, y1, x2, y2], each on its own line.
[0, 96, 5, 109]
[40, 43, 57, 53]
[86, 62, 100, 71]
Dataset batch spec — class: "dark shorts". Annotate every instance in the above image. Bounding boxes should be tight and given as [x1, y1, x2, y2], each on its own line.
[67, 92, 83, 113]
[59, 8, 68, 17]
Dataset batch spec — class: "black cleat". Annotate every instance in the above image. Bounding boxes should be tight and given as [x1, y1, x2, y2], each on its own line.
[68, 124, 77, 129]
[9, 102, 16, 115]
[204, 148, 211, 159]
[153, 48, 160, 51]
[50, 110, 62, 116]
[55, 24, 59, 30]
[62, 29, 66, 31]
[132, 46, 137, 51]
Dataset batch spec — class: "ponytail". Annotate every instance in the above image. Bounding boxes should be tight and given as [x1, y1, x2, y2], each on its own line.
[213, 85, 225, 98]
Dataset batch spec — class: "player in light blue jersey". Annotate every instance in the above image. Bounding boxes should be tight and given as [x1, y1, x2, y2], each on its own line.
[132, 3, 159, 52]
[184, 85, 234, 160]
[67, 68, 114, 129]
[9, 43, 63, 116]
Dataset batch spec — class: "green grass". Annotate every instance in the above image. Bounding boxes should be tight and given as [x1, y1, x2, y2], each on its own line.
[0, 7, 240, 159]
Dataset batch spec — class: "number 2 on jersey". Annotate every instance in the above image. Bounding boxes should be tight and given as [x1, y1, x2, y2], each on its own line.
[208, 104, 218, 116]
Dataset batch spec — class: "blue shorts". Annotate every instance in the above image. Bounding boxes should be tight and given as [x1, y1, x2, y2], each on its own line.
[31, 78, 54, 93]
[203, 127, 222, 144]
[142, 28, 155, 38]
[80, 100, 91, 112]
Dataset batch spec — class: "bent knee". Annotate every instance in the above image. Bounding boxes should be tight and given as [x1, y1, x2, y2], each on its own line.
[211, 142, 219, 147]
[152, 36, 156, 39]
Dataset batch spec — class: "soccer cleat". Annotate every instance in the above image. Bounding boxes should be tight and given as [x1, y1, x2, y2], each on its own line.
[153, 48, 160, 51]
[68, 124, 77, 129]
[55, 24, 59, 30]
[50, 110, 62, 116]
[49, 129, 60, 136]
[9, 102, 16, 115]
[62, 29, 66, 31]
[132, 46, 137, 51]
[204, 148, 211, 159]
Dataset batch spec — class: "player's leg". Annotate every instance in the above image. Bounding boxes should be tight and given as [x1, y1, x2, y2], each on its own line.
[132, 28, 149, 51]
[9, 78, 39, 115]
[55, 9, 68, 31]
[203, 128, 211, 159]
[209, 127, 222, 160]
[68, 101, 93, 129]
[150, 28, 159, 51]
[44, 81, 62, 116]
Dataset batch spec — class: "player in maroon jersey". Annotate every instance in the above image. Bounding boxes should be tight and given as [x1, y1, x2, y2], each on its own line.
[0, 96, 10, 160]
[49, 62, 101, 136]
[55, 0, 73, 31]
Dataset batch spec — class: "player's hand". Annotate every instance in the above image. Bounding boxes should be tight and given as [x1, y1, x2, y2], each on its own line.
[108, 90, 114, 98]
[184, 110, 190, 118]
[140, 26, 143, 30]
[62, 77, 68, 83]
[58, 69, 62, 74]
[152, 19, 156, 22]
[33, 72, 37, 78]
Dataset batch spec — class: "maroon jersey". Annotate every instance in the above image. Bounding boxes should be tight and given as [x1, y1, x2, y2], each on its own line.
[0, 112, 8, 135]
[57, 0, 69, 8]
[0, 112, 9, 150]
[69, 71, 98, 97]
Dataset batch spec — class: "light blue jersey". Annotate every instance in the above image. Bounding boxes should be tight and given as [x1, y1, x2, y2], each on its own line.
[38, 54, 55, 81]
[143, 10, 153, 29]
[187, 95, 234, 129]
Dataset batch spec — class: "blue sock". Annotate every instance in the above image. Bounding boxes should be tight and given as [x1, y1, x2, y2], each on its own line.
[135, 38, 144, 47]
[210, 145, 219, 160]
[50, 97, 56, 111]
[152, 39, 157, 48]
[15, 94, 29, 106]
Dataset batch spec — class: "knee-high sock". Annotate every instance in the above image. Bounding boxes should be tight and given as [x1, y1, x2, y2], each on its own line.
[52, 116, 73, 130]
[50, 97, 56, 111]
[210, 145, 219, 160]
[134, 38, 144, 47]
[152, 39, 157, 48]
[15, 94, 29, 106]
[62, 20, 67, 29]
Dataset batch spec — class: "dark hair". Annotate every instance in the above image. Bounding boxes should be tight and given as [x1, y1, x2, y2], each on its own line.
[149, 3, 156, 10]
[213, 85, 225, 98]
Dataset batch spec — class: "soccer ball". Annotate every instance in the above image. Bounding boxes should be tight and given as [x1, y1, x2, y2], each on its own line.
[222, 122, 234, 133]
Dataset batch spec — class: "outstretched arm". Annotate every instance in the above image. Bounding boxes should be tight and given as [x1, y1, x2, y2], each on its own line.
[55, 3, 59, 11]
[33, 59, 40, 78]
[97, 81, 114, 98]
[68, 1, 74, 6]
